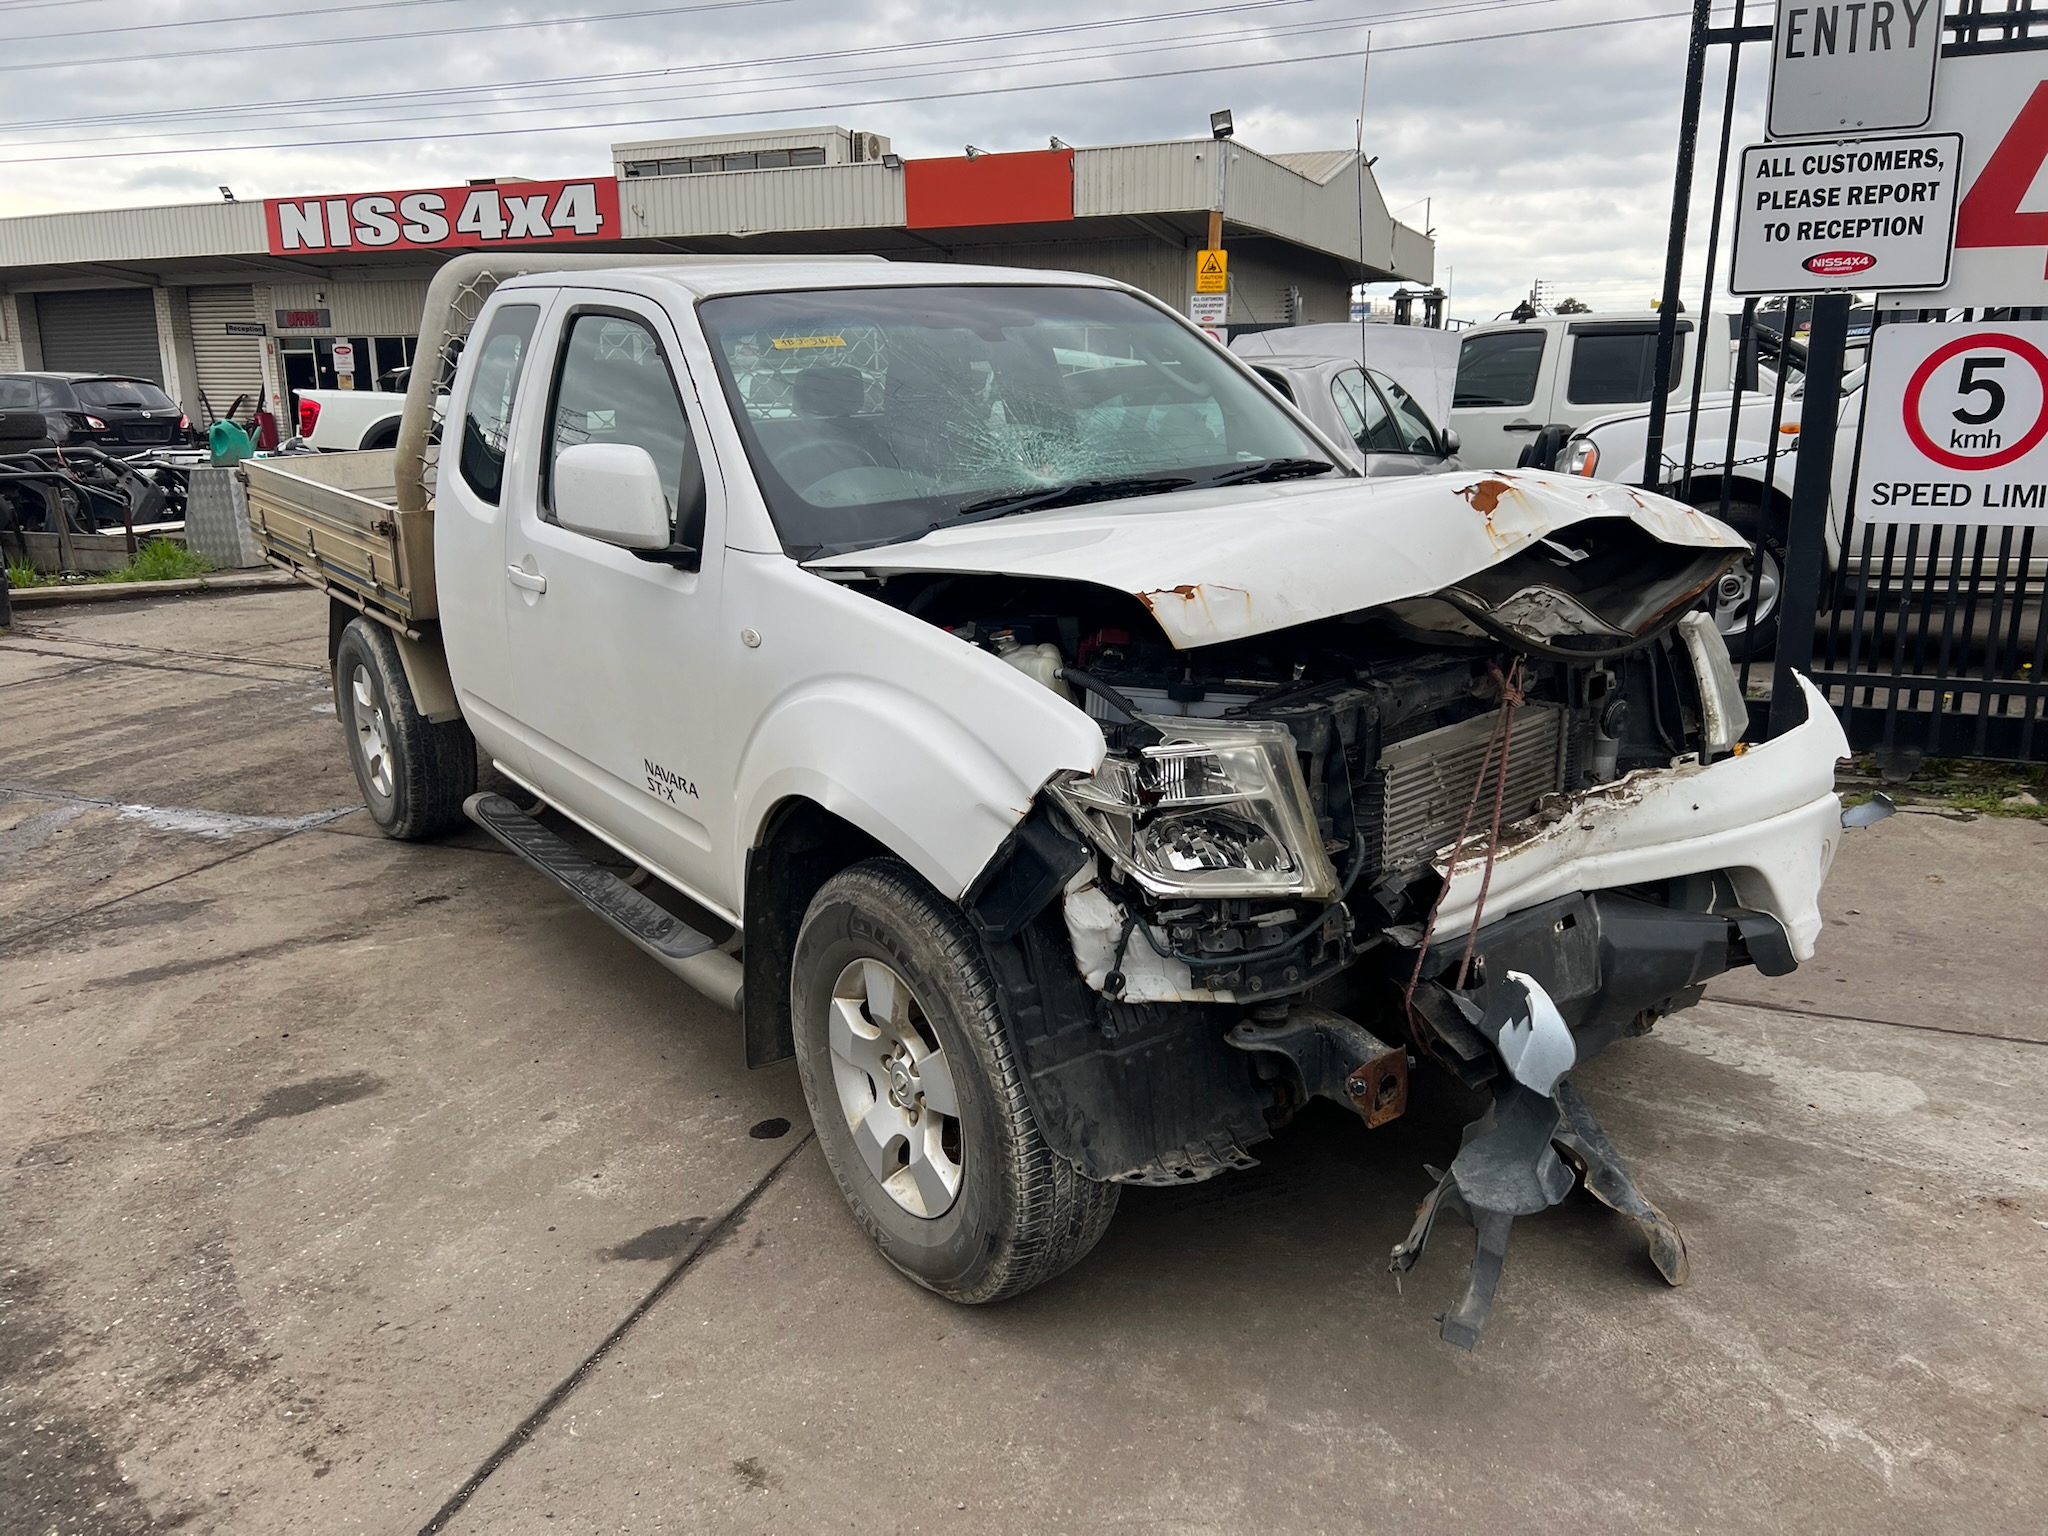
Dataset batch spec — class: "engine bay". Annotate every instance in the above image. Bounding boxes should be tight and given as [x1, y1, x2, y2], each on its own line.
[856, 563, 1733, 1006]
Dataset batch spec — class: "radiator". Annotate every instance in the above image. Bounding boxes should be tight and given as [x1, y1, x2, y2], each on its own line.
[1364, 705, 1568, 874]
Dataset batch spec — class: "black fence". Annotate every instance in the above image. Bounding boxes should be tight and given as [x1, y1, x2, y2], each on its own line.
[1644, 0, 2048, 771]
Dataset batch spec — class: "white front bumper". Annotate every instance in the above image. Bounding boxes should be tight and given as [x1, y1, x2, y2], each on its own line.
[1423, 673, 1850, 962]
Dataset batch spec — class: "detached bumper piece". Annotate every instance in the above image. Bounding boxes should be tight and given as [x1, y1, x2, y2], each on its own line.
[1388, 974, 1687, 1350]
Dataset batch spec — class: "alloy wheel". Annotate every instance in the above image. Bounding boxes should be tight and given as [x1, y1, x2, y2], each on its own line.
[1711, 546, 1781, 637]
[350, 664, 394, 799]
[827, 958, 964, 1218]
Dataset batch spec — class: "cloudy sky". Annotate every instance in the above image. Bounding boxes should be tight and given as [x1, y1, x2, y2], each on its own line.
[0, 0, 1770, 320]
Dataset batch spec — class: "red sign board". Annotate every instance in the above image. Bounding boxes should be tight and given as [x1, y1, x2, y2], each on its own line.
[905, 149, 1074, 231]
[265, 177, 621, 255]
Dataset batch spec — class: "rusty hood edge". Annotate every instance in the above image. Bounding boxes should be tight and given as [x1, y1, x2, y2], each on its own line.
[804, 471, 1745, 649]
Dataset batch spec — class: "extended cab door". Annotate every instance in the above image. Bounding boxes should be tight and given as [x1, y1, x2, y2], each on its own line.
[500, 292, 735, 912]
[1450, 326, 1553, 469]
[434, 295, 549, 778]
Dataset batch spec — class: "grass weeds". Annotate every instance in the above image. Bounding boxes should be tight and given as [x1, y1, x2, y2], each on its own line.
[98, 539, 213, 583]
[5, 556, 48, 589]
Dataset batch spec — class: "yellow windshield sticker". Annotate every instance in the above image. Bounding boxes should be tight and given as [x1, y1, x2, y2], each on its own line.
[771, 335, 847, 350]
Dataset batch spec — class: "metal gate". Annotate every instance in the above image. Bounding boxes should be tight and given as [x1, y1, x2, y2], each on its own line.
[33, 288, 163, 383]
[186, 285, 268, 424]
[1642, 0, 2048, 771]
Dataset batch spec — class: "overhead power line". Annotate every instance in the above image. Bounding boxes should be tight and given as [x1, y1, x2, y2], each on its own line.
[0, 0, 797, 76]
[0, 0, 1331, 131]
[0, 0, 462, 44]
[0, 7, 1712, 167]
[0, 0, 1568, 153]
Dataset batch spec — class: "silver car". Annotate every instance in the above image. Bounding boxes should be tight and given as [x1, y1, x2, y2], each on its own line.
[1244, 355, 1462, 477]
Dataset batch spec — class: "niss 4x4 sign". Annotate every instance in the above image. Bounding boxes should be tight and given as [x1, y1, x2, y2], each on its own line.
[1731, 134, 1962, 294]
[265, 177, 620, 254]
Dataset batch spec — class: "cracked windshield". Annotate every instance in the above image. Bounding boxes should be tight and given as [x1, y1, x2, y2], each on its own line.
[698, 284, 1337, 555]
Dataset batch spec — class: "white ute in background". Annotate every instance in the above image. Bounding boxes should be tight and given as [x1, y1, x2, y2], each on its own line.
[243, 255, 1866, 1349]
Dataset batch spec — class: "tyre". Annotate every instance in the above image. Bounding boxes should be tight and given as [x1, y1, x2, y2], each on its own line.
[333, 618, 475, 839]
[360, 421, 401, 451]
[791, 858, 1119, 1304]
[1692, 493, 1785, 660]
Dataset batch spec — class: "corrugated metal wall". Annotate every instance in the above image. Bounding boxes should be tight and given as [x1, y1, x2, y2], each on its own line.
[265, 278, 432, 336]
[1225, 242, 1353, 327]
[935, 236, 1192, 309]
[187, 285, 267, 421]
[1074, 143, 1209, 217]
[0, 201, 266, 268]
[34, 288, 162, 381]
[618, 163, 903, 239]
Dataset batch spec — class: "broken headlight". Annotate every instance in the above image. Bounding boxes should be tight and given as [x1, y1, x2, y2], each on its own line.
[1675, 611, 1748, 754]
[1049, 718, 1340, 900]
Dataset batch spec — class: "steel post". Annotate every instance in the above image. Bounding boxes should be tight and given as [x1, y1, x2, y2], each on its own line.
[1769, 292, 1851, 738]
[1642, 0, 1714, 490]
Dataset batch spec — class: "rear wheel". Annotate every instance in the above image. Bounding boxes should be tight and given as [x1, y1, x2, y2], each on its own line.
[791, 858, 1118, 1303]
[360, 421, 400, 451]
[1692, 493, 1785, 660]
[333, 618, 475, 839]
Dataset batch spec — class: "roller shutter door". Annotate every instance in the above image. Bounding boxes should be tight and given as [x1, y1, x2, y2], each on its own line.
[34, 288, 162, 382]
[187, 285, 268, 419]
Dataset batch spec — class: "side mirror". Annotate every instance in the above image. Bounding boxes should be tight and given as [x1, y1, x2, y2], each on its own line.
[1439, 427, 1461, 457]
[554, 442, 671, 550]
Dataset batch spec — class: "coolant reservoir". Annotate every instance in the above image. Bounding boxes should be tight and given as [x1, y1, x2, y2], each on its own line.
[990, 632, 1074, 702]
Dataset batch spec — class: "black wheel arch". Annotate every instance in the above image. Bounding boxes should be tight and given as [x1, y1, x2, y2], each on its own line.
[741, 797, 888, 1068]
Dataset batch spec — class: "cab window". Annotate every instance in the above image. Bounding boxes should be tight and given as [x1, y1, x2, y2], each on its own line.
[1454, 331, 1545, 408]
[1331, 367, 1405, 454]
[0, 377, 35, 409]
[1565, 329, 1678, 405]
[1368, 368, 1441, 454]
[456, 303, 539, 505]
[544, 312, 704, 549]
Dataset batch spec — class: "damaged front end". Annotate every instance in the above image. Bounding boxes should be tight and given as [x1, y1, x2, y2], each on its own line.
[869, 476, 1851, 1346]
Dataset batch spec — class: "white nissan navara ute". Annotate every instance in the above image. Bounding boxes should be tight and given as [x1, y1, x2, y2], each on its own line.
[245, 254, 1859, 1348]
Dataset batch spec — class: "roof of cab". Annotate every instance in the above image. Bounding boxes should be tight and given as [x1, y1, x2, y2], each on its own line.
[495, 258, 1126, 301]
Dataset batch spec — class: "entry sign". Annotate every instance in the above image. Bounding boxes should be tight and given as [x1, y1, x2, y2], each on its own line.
[1860, 321, 2048, 527]
[331, 341, 356, 377]
[1196, 249, 1228, 294]
[1729, 133, 1961, 293]
[1767, 0, 1943, 139]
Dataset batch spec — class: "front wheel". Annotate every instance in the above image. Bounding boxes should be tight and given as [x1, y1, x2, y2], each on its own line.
[791, 858, 1118, 1304]
[333, 618, 475, 839]
[1693, 495, 1785, 660]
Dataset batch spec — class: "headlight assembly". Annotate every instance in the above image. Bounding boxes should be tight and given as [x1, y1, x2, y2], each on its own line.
[1049, 717, 1339, 900]
[1565, 438, 1599, 477]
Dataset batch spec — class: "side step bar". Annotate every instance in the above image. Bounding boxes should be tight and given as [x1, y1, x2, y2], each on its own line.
[463, 792, 744, 1013]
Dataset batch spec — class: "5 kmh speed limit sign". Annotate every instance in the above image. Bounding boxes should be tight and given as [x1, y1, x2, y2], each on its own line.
[1861, 321, 2048, 526]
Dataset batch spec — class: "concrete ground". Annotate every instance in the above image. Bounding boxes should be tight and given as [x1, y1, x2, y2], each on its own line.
[3, 587, 2045, 1536]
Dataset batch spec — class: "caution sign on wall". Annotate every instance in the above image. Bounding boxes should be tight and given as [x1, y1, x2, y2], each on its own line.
[1196, 250, 1228, 294]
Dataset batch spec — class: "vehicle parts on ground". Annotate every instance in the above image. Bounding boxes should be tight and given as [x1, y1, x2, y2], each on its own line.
[1385, 971, 1687, 1349]
[1389, 1064, 1687, 1350]
[0, 418, 190, 548]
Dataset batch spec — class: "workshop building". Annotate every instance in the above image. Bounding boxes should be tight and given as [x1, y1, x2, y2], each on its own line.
[0, 125, 1433, 428]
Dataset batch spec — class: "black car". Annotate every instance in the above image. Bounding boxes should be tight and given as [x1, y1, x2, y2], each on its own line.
[0, 372, 196, 453]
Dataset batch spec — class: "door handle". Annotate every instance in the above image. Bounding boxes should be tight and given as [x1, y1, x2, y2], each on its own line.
[1503, 420, 1543, 432]
[506, 564, 547, 593]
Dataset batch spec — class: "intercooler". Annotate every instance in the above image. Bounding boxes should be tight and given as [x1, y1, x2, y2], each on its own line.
[1362, 705, 1570, 874]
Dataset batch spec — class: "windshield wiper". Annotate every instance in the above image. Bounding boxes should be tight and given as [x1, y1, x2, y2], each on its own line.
[1198, 457, 1339, 488]
[951, 474, 1197, 522]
